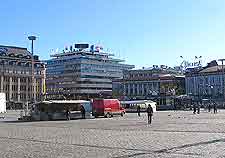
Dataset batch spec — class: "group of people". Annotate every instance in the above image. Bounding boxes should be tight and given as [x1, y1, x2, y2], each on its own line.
[193, 102, 218, 114]
[137, 104, 154, 124]
[192, 104, 200, 114]
[207, 103, 218, 114]
[137, 102, 219, 124]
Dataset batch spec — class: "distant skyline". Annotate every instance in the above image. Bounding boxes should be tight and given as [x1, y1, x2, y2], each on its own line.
[0, 0, 225, 68]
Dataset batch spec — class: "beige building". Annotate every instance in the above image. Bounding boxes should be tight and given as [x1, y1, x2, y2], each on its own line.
[113, 68, 185, 110]
[0, 45, 45, 109]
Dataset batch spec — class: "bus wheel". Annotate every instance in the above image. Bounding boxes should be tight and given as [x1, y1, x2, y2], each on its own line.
[121, 112, 124, 117]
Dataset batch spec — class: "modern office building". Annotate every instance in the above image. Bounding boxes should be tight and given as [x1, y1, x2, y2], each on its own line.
[0, 45, 45, 109]
[46, 44, 134, 99]
[185, 60, 225, 101]
[113, 67, 185, 108]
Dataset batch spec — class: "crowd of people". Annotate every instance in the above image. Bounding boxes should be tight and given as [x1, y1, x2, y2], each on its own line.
[193, 102, 218, 114]
[137, 101, 218, 125]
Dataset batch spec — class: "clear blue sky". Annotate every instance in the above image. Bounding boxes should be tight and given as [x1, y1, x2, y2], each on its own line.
[0, 0, 225, 68]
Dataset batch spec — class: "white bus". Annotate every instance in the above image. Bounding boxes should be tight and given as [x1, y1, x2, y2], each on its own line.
[120, 100, 157, 112]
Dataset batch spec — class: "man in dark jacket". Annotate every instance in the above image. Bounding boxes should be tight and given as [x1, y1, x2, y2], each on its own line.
[193, 104, 196, 114]
[137, 105, 141, 117]
[147, 104, 153, 124]
[208, 103, 211, 112]
[65, 109, 70, 121]
[213, 102, 217, 114]
[80, 105, 86, 119]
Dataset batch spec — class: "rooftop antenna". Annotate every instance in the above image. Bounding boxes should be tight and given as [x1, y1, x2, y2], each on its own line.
[50, 49, 54, 55]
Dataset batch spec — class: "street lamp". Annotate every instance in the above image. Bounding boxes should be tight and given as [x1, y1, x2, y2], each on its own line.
[28, 36, 37, 103]
[205, 84, 214, 103]
[28, 36, 36, 55]
[218, 59, 225, 100]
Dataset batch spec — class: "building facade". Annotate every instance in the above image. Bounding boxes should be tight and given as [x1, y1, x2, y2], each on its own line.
[0, 45, 45, 109]
[113, 68, 185, 108]
[46, 44, 134, 99]
[185, 64, 225, 101]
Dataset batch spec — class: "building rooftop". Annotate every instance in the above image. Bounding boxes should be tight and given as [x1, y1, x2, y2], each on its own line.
[186, 65, 225, 76]
[40, 100, 90, 104]
[51, 50, 115, 58]
[199, 65, 225, 73]
[0, 45, 27, 50]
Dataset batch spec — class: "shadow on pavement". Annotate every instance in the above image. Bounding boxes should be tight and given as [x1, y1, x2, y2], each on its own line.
[0, 135, 224, 157]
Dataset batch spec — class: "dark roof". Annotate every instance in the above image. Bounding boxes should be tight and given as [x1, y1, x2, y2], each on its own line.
[0, 45, 31, 57]
[0, 45, 27, 50]
[199, 65, 224, 73]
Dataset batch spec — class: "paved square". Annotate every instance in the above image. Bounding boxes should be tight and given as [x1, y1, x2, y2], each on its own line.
[0, 110, 225, 158]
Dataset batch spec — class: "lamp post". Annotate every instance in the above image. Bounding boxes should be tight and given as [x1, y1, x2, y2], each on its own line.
[218, 59, 225, 101]
[28, 36, 37, 103]
[205, 84, 214, 104]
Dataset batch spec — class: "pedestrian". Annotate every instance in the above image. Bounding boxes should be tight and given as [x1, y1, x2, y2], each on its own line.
[197, 104, 200, 114]
[208, 103, 211, 112]
[213, 103, 217, 114]
[147, 104, 153, 124]
[65, 109, 70, 121]
[81, 106, 86, 119]
[137, 105, 141, 117]
[193, 104, 196, 114]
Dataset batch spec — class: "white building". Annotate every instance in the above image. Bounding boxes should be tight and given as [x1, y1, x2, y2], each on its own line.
[46, 44, 134, 99]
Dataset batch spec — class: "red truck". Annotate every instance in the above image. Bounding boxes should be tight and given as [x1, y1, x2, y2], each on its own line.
[92, 99, 125, 118]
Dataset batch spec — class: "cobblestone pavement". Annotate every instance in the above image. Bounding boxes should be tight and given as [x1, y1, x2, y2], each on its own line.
[1, 110, 225, 158]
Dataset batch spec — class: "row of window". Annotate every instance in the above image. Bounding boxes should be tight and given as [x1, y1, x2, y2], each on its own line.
[125, 73, 154, 78]
[1, 83, 42, 92]
[6, 93, 42, 101]
[47, 87, 112, 92]
[1, 62, 42, 67]
[187, 75, 223, 84]
[3, 76, 27, 83]
[77, 81, 112, 84]
[81, 63, 126, 71]
[1, 76, 42, 84]
[125, 86, 159, 96]
[186, 75, 224, 94]
[80, 75, 116, 79]
[47, 68, 121, 76]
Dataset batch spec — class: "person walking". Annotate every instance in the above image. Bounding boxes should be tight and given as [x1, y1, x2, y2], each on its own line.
[208, 103, 211, 113]
[147, 104, 153, 124]
[80, 106, 86, 119]
[65, 109, 70, 121]
[213, 102, 217, 114]
[193, 104, 196, 114]
[137, 105, 141, 117]
[197, 104, 200, 114]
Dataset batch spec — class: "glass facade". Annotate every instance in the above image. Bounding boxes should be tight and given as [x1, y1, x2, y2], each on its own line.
[46, 50, 134, 99]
